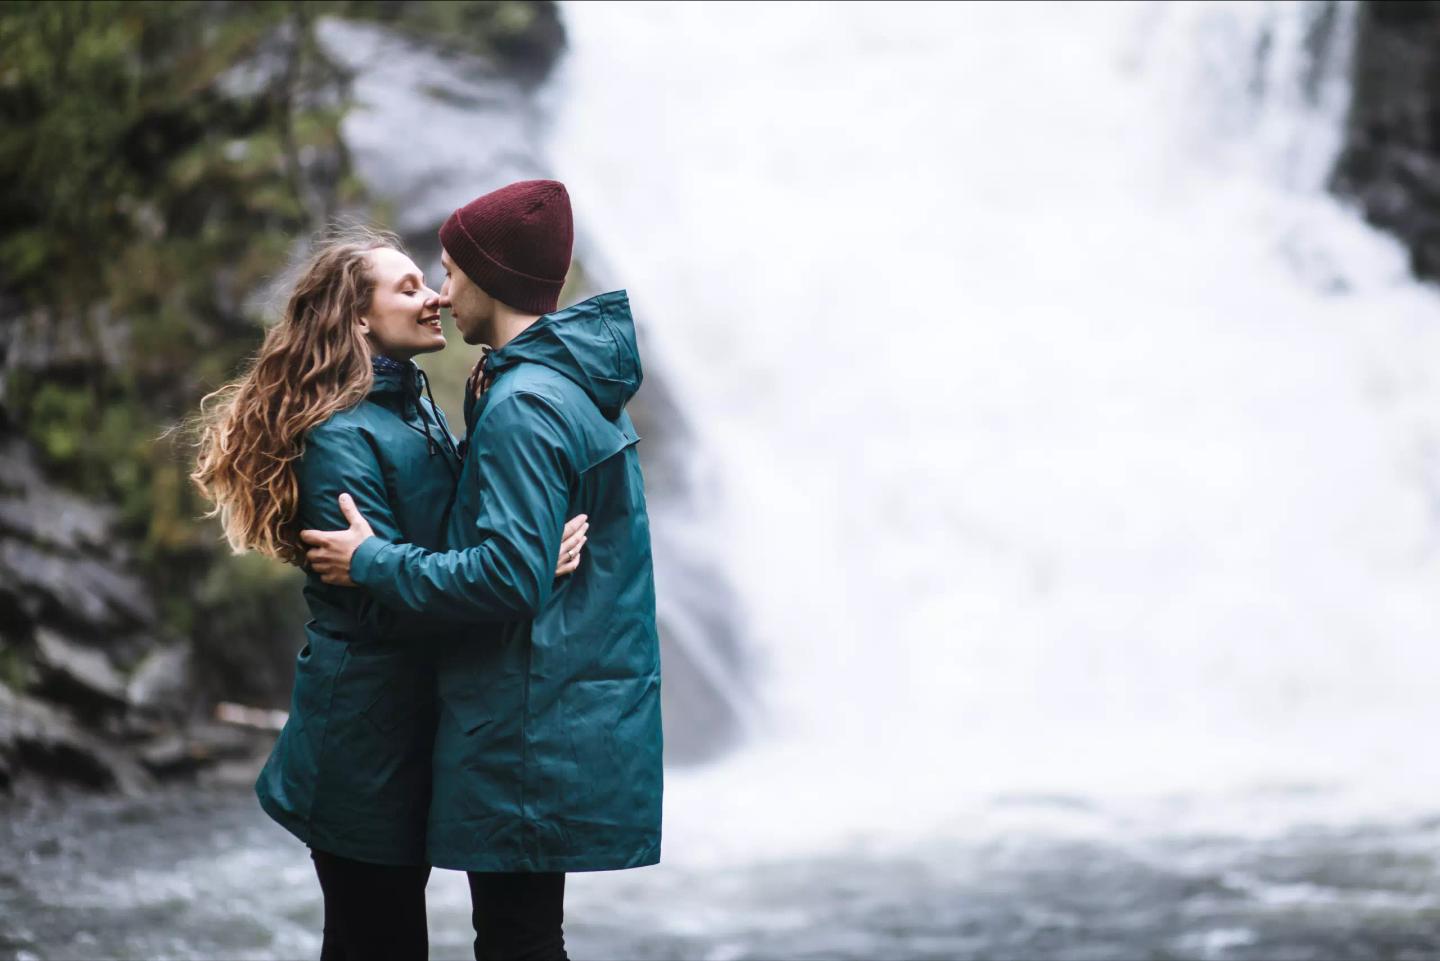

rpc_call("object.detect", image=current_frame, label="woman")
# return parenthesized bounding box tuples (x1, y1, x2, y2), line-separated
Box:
(191, 226, 588, 960)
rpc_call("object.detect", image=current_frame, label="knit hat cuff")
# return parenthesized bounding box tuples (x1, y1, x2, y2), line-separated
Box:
(440, 211, 565, 315)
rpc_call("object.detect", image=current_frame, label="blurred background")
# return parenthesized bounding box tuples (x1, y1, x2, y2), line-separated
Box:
(3, 1, 1440, 958)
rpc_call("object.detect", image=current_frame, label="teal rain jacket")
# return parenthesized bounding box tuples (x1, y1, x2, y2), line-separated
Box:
(351, 290, 663, 872)
(256, 360, 461, 866)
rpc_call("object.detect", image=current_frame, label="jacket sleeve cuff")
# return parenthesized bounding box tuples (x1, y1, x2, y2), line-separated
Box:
(350, 535, 390, 588)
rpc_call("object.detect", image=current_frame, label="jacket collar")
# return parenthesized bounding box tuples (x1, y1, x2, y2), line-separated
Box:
(370, 355, 419, 397)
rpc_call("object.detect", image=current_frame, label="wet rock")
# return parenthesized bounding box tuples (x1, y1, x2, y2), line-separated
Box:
(1, 304, 126, 377)
(0, 440, 114, 553)
(187, 720, 271, 762)
(138, 723, 264, 778)
(0, 540, 156, 635)
(318, 18, 553, 238)
(31, 628, 128, 714)
(137, 734, 191, 775)
(196, 754, 268, 789)
(126, 644, 194, 716)
(344, 2, 567, 87)
(0, 685, 152, 794)
(1331, 1, 1440, 280)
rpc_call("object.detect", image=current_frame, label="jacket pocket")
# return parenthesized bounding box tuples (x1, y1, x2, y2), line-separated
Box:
(341, 644, 430, 735)
(439, 677, 492, 735)
(291, 632, 348, 733)
(436, 634, 522, 736)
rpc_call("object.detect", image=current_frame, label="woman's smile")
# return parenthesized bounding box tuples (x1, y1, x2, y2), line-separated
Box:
(359, 247, 447, 358)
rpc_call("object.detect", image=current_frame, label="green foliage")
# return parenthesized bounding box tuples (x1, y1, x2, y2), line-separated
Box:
(26, 382, 93, 464)
(341, 0, 565, 81)
(1, 2, 324, 303)
(0, 637, 34, 692)
(0, 0, 354, 651)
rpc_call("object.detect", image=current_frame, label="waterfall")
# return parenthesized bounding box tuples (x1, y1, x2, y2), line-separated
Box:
(548, 0, 1440, 852)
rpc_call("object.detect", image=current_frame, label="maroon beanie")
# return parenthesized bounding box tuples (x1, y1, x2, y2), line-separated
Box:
(439, 179, 574, 315)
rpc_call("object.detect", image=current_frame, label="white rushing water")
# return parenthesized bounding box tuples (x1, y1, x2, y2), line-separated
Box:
(546, 0, 1440, 858)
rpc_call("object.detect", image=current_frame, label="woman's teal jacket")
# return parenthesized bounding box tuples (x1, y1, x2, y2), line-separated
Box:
(350, 290, 663, 873)
(256, 360, 461, 866)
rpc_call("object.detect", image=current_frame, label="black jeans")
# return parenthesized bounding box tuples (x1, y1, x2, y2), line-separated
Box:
(467, 871, 568, 961)
(310, 848, 431, 961)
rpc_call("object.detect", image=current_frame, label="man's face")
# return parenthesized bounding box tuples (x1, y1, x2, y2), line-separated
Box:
(439, 248, 497, 346)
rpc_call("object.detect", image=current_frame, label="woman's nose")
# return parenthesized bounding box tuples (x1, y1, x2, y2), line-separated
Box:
(424, 287, 442, 309)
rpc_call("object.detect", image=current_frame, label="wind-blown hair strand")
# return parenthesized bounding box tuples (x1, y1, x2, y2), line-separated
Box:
(191, 225, 402, 565)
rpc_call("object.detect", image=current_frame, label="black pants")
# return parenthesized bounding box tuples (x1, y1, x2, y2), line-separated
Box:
(467, 871, 568, 961)
(310, 848, 431, 961)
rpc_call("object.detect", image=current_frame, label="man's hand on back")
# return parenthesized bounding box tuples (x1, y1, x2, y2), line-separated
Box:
(300, 493, 375, 586)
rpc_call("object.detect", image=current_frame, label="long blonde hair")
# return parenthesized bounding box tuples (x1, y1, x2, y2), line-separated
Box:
(191, 225, 401, 565)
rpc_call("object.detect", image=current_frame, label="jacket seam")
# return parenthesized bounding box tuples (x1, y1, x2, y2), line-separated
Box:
(301, 644, 351, 838)
(596, 296, 633, 387)
(520, 623, 534, 864)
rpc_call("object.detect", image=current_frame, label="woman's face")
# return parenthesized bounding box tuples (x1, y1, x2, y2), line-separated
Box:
(359, 247, 445, 360)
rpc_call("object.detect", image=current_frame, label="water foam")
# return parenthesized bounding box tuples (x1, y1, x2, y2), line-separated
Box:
(548, 0, 1440, 856)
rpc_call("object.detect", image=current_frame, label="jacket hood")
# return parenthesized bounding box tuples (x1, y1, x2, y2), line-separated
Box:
(487, 290, 642, 419)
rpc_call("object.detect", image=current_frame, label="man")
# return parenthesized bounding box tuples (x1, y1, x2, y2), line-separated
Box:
(302, 180, 662, 961)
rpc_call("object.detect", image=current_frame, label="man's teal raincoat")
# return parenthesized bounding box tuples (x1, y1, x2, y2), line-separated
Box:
(351, 290, 663, 872)
(256, 360, 460, 865)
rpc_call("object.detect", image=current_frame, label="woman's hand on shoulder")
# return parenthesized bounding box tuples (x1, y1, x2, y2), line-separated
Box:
(555, 514, 589, 577)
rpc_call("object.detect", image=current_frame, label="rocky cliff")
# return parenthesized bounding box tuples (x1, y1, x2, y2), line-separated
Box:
(1332, 0, 1440, 281)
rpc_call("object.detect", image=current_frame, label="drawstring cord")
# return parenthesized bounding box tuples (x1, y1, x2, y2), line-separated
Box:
(414, 366, 462, 527)
(465, 345, 495, 401)
(417, 364, 460, 484)
(373, 356, 461, 481)
(417, 366, 463, 473)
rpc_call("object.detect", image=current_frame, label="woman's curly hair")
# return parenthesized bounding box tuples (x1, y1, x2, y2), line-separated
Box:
(191, 225, 401, 565)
